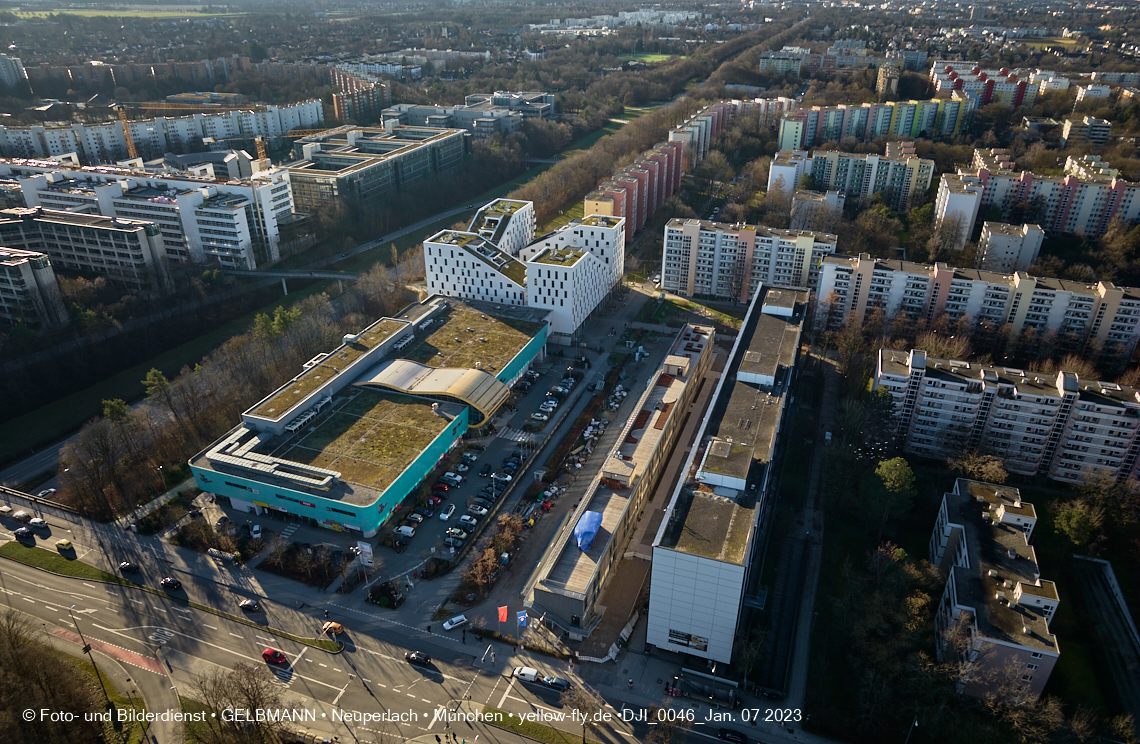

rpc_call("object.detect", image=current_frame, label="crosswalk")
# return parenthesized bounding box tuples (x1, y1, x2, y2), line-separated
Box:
(498, 428, 536, 443)
(269, 665, 295, 686)
(278, 524, 300, 540)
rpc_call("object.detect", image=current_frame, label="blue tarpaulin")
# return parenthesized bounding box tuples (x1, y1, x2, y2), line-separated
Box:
(574, 511, 604, 551)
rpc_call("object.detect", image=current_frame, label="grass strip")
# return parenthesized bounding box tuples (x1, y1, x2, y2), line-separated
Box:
(0, 542, 340, 653)
(483, 705, 602, 744)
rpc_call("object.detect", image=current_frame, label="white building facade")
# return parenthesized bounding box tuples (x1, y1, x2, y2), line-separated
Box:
(977, 222, 1045, 272)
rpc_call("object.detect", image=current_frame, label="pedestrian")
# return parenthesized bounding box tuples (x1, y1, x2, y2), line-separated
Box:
(627, 678, 634, 690)
(427, 625, 432, 633)
(492, 651, 496, 663)
(462, 629, 466, 644)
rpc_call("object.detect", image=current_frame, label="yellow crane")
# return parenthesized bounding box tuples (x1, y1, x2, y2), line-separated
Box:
(117, 107, 138, 160)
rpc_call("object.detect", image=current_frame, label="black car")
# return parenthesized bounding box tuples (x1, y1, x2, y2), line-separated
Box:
(414, 506, 434, 518)
(473, 497, 494, 510)
(405, 650, 432, 667)
(119, 561, 141, 574)
(717, 729, 747, 744)
(214, 516, 230, 532)
(392, 540, 408, 554)
(513, 450, 525, 459)
(237, 524, 252, 539)
(160, 577, 182, 591)
(13, 526, 33, 539)
(479, 464, 493, 477)
(542, 675, 571, 691)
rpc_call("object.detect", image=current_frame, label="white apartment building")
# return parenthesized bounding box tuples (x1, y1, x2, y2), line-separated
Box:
(0, 54, 27, 90)
(0, 101, 323, 165)
(1061, 116, 1112, 147)
(423, 230, 528, 306)
(467, 199, 535, 257)
(875, 348, 1140, 483)
(0, 207, 170, 294)
(817, 254, 1140, 363)
(977, 222, 1045, 272)
(790, 190, 845, 231)
(931, 480, 1060, 701)
(935, 150, 1140, 243)
(1075, 85, 1112, 104)
(3, 159, 295, 269)
(662, 218, 836, 301)
(523, 214, 624, 287)
(0, 246, 66, 331)
(1065, 154, 1119, 180)
(769, 148, 934, 211)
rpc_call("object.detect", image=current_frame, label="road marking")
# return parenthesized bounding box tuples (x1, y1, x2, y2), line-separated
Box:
(421, 698, 432, 703)
(152, 608, 167, 613)
(319, 663, 327, 668)
(256, 636, 275, 645)
(229, 633, 241, 638)
(332, 682, 350, 707)
(82, 583, 96, 589)
(406, 693, 416, 698)
(203, 624, 218, 630)
(497, 677, 519, 710)
(333, 668, 341, 672)
(128, 598, 143, 605)
(363, 679, 372, 683)
(22, 597, 34, 603)
(377, 683, 386, 688)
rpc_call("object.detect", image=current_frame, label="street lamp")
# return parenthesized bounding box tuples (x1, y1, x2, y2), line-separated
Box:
(903, 715, 918, 744)
(157, 465, 167, 491)
(69, 605, 111, 707)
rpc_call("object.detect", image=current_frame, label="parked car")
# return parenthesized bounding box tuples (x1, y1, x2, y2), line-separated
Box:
(442, 614, 468, 631)
(539, 403, 557, 413)
(459, 515, 478, 530)
(239, 599, 261, 612)
(479, 464, 493, 477)
(262, 648, 287, 664)
(542, 676, 571, 692)
(446, 527, 469, 539)
(395, 525, 416, 538)
(440, 475, 462, 487)
(405, 512, 424, 524)
(443, 472, 464, 483)
(530, 413, 548, 422)
(461, 452, 479, 463)
(455, 463, 469, 473)
(432, 482, 451, 492)
(55, 539, 72, 551)
(491, 472, 513, 482)
(12, 511, 31, 523)
(444, 537, 464, 548)
(237, 524, 251, 539)
(427, 495, 444, 507)
(502, 464, 518, 475)
(440, 505, 456, 521)
(473, 497, 494, 510)
(215, 516, 230, 532)
(467, 504, 489, 517)
(36, 488, 56, 498)
(549, 386, 568, 394)
(250, 524, 262, 539)
(405, 650, 432, 666)
(119, 561, 140, 574)
(414, 506, 434, 518)
(28, 517, 47, 530)
(160, 577, 181, 591)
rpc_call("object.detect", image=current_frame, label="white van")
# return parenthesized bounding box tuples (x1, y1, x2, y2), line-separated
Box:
(394, 525, 416, 538)
(513, 667, 540, 683)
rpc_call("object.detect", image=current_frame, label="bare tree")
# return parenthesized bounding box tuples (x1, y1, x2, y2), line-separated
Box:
(646, 705, 693, 744)
(949, 451, 1009, 484)
(561, 685, 606, 743)
(191, 662, 297, 744)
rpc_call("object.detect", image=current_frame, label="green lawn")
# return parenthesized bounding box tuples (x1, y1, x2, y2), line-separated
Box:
(55, 644, 149, 744)
(537, 201, 585, 236)
(617, 53, 685, 63)
(0, 542, 340, 652)
(558, 120, 624, 157)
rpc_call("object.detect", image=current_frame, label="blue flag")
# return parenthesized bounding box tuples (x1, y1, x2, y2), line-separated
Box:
(517, 610, 527, 627)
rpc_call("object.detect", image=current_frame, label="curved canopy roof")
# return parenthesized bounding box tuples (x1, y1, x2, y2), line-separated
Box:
(354, 359, 509, 425)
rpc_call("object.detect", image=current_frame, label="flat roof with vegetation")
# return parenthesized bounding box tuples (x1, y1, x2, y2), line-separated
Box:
(402, 302, 543, 375)
(250, 318, 407, 420)
(531, 247, 586, 266)
(658, 486, 755, 565)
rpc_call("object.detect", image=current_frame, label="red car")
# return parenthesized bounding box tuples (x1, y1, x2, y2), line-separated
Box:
(432, 482, 451, 492)
(262, 648, 286, 664)
(427, 495, 443, 507)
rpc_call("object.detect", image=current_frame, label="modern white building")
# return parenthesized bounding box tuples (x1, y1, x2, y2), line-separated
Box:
(931, 479, 1059, 701)
(0, 246, 67, 330)
(662, 218, 836, 301)
(875, 348, 1140, 483)
(425, 202, 624, 341)
(649, 287, 808, 664)
(816, 254, 1140, 364)
(976, 222, 1045, 272)
(933, 175, 986, 250)
(467, 199, 535, 257)
(2, 159, 296, 269)
(0, 101, 323, 165)
(0, 207, 171, 294)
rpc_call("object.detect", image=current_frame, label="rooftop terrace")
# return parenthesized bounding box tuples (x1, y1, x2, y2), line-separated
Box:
(429, 230, 528, 286)
(531, 247, 586, 267)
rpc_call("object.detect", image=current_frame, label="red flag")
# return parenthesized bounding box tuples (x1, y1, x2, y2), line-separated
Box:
(498, 606, 508, 623)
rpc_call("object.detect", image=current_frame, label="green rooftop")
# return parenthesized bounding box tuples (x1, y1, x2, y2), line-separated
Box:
(402, 302, 542, 373)
(250, 318, 406, 420)
(532, 247, 586, 267)
(579, 214, 621, 228)
(659, 488, 755, 565)
(431, 230, 528, 286)
(281, 390, 451, 496)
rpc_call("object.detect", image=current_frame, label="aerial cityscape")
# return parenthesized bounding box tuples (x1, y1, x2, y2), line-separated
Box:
(2, 0, 1140, 743)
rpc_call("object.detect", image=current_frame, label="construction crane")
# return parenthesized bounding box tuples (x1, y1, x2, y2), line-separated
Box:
(117, 108, 138, 160)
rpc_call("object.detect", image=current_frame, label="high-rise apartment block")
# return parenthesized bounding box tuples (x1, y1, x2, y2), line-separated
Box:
(584, 141, 683, 242)
(977, 222, 1045, 272)
(0, 101, 323, 165)
(769, 148, 934, 211)
(0, 207, 170, 294)
(931, 479, 1059, 701)
(816, 254, 1140, 363)
(669, 102, 734, 170)
(1, 160, 295, 270)
(0, 246, 67, 330)
(875, 348, 1140, 483)
(790, 190, 845, 231)
(929, 62, 1038, 108)
(1061, 115, 1112, 147)
(777, 97, 975, 150)
(935, 148, 1140, 243)
(0, 54, 28, 91)
(662, 218, 836, 301)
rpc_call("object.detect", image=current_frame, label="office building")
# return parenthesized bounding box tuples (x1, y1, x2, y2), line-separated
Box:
(286, 126, 466, 213)
(0, 246, 67, 330)
(770, 149, 934, 211)
(529, 324, 714, 637)
(816, 254, 1140, 364)
(790, 190, 845, 231)
(191, 296, 550, 537)
(931, 480, 1059, 700)
(888, 49, 928, 71)
(662, 218, 836, 301)
(464, 91, 554, 119)
(875, 348, 1140, 483)
(977, 222, 1045, 272)
(0, 100, 323, 165)
(2, 159, 295, 270)
(649, 288, 808, 664)
(935, 149, 1140, 242)
(0, 207, 170, 294)
(1061, 116, 1112, 147)
(777, 97, 976, 151)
